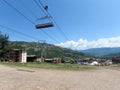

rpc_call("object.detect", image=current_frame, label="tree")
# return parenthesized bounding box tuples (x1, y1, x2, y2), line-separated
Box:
(0, 32, 9, 61)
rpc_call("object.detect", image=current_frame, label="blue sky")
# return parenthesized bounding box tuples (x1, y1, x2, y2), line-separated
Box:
(0, 0, 120, 50)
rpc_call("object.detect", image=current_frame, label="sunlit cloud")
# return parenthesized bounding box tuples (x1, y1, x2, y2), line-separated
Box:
(56, 37, 120, 50)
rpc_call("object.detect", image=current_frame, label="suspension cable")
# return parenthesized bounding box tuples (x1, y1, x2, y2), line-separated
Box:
(37, 0, 70, 41)
(3, 0, 35, 25)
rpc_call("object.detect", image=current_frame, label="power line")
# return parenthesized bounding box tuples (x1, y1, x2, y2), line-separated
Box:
(37, 0, 70, 41)
(34, 0, 68, 42)
(34, 0, 46, 15)
(3, 0, 61, 43)
(0, 24, 61, 44)
(0, 24, 39, 41)
(34, 0, 62, 42)
(41, 30, 60, 43)
(19, 0, 38, 19)
(3, 0, 35, 25)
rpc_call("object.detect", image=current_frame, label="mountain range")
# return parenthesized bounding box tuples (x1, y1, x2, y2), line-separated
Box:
(80, 47, 120, 58)
(9, 41, 120, 58)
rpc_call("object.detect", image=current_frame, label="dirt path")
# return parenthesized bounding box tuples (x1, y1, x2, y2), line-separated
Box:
(0, 65, 120, 90)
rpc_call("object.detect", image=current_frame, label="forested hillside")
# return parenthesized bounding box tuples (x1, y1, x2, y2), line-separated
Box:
(9, 41, 85, 59)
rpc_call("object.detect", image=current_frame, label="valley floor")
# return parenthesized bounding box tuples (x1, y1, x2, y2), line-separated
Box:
(0, 65, 120, 90)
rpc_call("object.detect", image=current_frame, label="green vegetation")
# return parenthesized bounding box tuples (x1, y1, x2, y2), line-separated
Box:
(9, 41, 86, 59)
(0, 32, 9, 61)
(0, 62, 95, 71)
(117, 64, 120, 67)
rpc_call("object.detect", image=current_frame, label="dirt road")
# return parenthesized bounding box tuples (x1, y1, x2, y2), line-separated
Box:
(0, 65, 120, 90)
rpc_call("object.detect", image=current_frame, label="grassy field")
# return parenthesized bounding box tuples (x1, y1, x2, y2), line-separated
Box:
(117, 64, 120, 67)
(0, 62, 95, 71)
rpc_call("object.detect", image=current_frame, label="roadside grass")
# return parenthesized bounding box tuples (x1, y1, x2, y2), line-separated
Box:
(117, 64, 120, 67)
(0, 62, 96, 71)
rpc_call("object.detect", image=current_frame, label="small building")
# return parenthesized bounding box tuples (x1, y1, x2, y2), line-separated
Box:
(44, 59, 53, 63)
(8, 49, 27, 63)
(112, 57, 120, 64)
(27, 55, 38, 62)
(44, 58, 62, 63)
(80, 58, 92, 65)
(53, 58, 62, 63)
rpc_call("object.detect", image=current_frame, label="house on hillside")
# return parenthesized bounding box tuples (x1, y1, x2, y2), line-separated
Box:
(8, 49, 27, 63)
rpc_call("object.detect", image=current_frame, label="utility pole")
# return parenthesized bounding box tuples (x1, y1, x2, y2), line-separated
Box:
(38, 40, 46, 62)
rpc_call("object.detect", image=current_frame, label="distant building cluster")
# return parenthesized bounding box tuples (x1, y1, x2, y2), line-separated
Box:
(1, 49, 120, 66)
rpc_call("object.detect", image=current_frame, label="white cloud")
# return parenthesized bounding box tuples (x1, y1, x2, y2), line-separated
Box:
(56, 37, 120, 50)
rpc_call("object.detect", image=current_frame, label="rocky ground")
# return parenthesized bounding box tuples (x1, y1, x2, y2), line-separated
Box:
(0, 65, 120, 90)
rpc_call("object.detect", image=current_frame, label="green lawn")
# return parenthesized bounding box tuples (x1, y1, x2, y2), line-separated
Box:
(0, 62, 95, 71)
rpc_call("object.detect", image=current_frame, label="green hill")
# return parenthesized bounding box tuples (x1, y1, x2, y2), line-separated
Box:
(103, 52, 120, 58)
(9, 41, 85, 59)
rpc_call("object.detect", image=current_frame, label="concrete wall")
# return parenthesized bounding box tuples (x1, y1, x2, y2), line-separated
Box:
(21, 51, 27, 63)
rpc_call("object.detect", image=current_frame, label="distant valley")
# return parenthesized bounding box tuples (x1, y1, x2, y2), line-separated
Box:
(80, 47, 120, 58)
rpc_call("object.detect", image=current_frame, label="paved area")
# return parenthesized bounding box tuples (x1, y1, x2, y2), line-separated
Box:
(0, 65, 120, 90)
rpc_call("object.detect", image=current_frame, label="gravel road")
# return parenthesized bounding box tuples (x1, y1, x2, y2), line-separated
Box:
(0, 65, 120, 90)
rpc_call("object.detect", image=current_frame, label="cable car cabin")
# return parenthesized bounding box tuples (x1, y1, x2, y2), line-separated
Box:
(35, 22, 54, 29)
